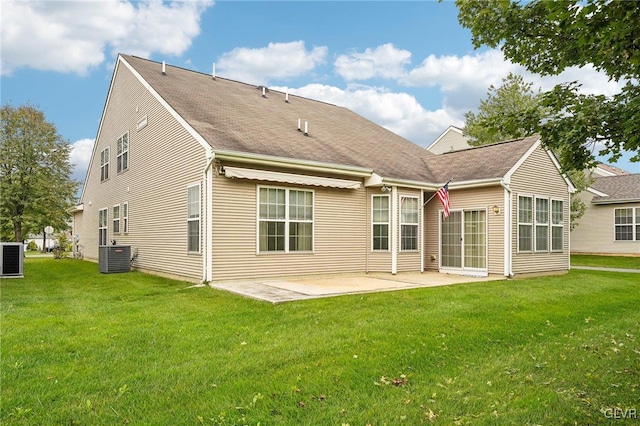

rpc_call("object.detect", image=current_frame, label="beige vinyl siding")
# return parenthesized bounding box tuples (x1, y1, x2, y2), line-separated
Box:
(423, 186, 504, 274)
(210, 175, 367, 281)
(571, 192, 640, 255)
(79, 60, 206, 280)
(509, 147, 571, 274)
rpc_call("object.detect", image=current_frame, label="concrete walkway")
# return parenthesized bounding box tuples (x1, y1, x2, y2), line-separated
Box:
(572, 265, 640, 274)
(210, 272, 504, 304)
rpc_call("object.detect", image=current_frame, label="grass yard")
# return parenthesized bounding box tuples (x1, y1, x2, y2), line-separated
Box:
(2, 259, 639, 425)
(571, 254, 640, 270)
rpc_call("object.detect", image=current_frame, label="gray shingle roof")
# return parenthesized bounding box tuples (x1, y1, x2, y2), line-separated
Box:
(425, 136, 540, 183)
(122, 55, 539, 185)
(591, 174, 640, 203)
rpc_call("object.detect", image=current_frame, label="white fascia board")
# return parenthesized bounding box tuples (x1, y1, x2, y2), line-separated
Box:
(213, 149, 373, 177)
(592, 198, 640, 205)
(586, 186, 608, 197)
(375, 177, 439, 191)
(79, 57, 123, 202)
(119, 56, 213, 156)
(544, 148, 577, 193)
(503, 138, 541, 183)
(448, 177, 503, 190)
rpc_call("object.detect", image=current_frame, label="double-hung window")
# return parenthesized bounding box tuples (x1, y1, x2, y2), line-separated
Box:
(187, 184, 200, 253)
(258, 187, 313, 253)
(372, 195, 390, 251)
(535, 197, 549, 252)
(113, 204, 120, 234)
(400, 196, 419, 250)
(518, 195, 533, 252)
(551, 200, 564, 251)
(117, 132, 129, 173)
(614, 208, 638, 241)
(100, 147, 109, 182)
(98, 208, 108, 246)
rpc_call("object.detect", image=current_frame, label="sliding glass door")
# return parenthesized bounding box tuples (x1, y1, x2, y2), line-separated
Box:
(440, 209, 487, 272)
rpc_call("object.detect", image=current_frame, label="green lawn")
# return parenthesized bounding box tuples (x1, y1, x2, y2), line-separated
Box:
(571, 254, 640, 270)
(2, 259, 639, 425)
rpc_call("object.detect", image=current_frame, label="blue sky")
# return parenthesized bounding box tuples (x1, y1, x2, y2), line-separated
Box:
(2, 0, 637, 183)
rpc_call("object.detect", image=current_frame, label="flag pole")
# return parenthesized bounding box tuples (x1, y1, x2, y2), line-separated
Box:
(423, 179, 451, 207)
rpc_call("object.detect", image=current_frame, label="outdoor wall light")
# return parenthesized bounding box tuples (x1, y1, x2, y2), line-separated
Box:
(492, 205, 501, 215)
(381, 185, 392, 193)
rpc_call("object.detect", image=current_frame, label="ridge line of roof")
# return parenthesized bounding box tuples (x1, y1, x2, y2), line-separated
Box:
(121, 54, 340, 109)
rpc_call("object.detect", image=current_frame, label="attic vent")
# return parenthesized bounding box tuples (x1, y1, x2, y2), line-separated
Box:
(257, 86, 269, 98)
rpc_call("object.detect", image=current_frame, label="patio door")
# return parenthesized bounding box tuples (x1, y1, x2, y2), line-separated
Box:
(440, 209, 487, 274)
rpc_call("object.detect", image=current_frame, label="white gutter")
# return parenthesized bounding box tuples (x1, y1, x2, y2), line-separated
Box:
(501, 179, 514, 277)
(202, 149, 216, 282)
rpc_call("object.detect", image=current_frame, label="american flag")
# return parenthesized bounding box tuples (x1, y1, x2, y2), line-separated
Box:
(436, 183, 451, 218)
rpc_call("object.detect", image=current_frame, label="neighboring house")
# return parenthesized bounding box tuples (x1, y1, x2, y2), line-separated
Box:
(425, 126, 470, 154)
(571, 174, 640, 255)
(72, 55, 574, 283)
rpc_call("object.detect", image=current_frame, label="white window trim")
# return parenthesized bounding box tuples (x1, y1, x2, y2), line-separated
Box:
(613, 207, 638, 242)
(187, 183, 201, 254)
(100, 147, 109, 182)
(113, 204, 121, 234)
(371, 194, 390, 252)
(399, 196, 420, 252)
(98, 208, 108, 246)
(116, 131, 129, 174)
(551, 199, 564, 252)
(517, 194, 533, 253)
(534, 196, 549, 253)
(256, 185, 315, 254)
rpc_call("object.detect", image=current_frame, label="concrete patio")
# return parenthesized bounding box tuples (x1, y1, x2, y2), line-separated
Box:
(210, 271, 505, 303)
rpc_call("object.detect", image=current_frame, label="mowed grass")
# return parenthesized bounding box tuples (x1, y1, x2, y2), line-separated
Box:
(571, 254, 640, 270)
(2, 259, 639, 425)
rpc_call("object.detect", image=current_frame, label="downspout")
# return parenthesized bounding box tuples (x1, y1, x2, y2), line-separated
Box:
(202, 150, 216, 283)
(420, 190, 424, 273)
(501, 179, 514, 277)
(391, 185, 398, 274)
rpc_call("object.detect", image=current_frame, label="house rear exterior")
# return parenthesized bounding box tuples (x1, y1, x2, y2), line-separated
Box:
(73, 55, 574, 283)
(571, 174, 640, 256)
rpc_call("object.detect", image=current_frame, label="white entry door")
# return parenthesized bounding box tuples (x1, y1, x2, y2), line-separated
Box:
(440, 209, 487, 274)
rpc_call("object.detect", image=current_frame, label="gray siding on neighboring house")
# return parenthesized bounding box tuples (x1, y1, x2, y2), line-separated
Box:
(423, 186, 505, 275)
(427, 129, 471, 154)
(571, 191, 640, 255)
(509, 147, 571, 274)
(79, 61, 206, 280)
(209, 174, 368, 281)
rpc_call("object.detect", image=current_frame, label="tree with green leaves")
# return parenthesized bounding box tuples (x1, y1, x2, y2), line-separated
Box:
(463, 73, 590, 228)
(457, 0, 640, 172)
(464, 73, 544, 145)
(0, 104, 79, 243)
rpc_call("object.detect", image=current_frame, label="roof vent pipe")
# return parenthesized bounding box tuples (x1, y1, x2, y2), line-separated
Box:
(285, 91, 289, 103)
(162, 61, 166, 75)
(262, 87, 266, 98)
(297, 118, 301, 131)
(212, 63, 216, 80)
(304, 121, 309, 136)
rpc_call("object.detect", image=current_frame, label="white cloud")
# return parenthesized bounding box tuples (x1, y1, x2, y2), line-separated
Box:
(70, 138, 95, 181)
(1, 0, 213, 76)
(274, 84, 458, 147)
(216, 41, 328, 86)
(334, 43, 411, 81)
